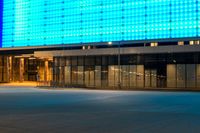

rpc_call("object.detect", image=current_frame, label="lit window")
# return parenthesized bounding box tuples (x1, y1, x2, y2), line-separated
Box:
(189, 41, 194, 45)
(150, 42, 158, 47)
(178, 41, 184, 46)
(195, 41, 200, 45)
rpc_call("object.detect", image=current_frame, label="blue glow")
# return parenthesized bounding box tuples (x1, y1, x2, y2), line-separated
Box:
(0, 0, 2, 47)
(2, 0, 200, 47)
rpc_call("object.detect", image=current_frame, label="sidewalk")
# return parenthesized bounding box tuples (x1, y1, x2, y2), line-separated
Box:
(0, 81, 37, 87)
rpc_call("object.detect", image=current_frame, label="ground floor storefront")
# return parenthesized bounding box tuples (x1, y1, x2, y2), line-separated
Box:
(1, 45, 200, 90)
(0, 56, 53, 83)
(53, 53, 200, 89)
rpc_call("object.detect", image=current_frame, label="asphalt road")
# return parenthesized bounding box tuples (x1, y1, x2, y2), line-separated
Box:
(0, 86, 200, 133)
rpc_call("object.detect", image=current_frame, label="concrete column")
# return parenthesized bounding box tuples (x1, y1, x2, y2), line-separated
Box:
(6, 56, 12, 82)
(0, 56, 11, 82)
(19, 58, 24, 82)
(44, 60, 49, 81)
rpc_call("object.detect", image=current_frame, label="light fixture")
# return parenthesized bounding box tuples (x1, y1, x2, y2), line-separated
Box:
(29, 56, 36, 60)
(108, 42, 112, 45)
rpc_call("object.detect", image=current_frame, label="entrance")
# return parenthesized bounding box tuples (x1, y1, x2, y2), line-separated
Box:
(144, 63, 166, 88)
(145, 69, 157, 88)
(1, 56, 53, 83)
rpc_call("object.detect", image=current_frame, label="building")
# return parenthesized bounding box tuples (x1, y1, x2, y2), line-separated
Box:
(0, 0, 200, 89)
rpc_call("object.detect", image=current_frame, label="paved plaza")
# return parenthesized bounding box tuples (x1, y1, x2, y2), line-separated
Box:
(0, 86, 199, 133)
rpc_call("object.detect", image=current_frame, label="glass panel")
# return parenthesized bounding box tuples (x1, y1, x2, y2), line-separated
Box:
(71, 66, 78, 85)
(54, 58, 59, 67)
(95, 66, 101, 87)
(197, 64, 200, 87)
(85, 70, 90, 87)
(186, 64, 196, 88)
(102, 56, 108, 66)
(145, 70, 151, 87)
(38, 61, 45, 81)
(65, 57, 71, 66)
(108, 66, 115, 87)
(60, 57, 66, 67)
(177, 64, 186, 88)
(121, 65, 129, 88)
(151, 70, 157, 88)
(77, 66, 84, 85)
(167, 64, 176, 88)
(71, 57, 77, 66)
(85, 57, 95, 66)
(65, 66, 71, 85)
(78, 57, 84, 66)
(95, 57, 102, 66)
(114, 66, 119, 87)
(101, 66, 108, 87)
(84, 66, 95, 87)
(54, 67, 60, 83)
(59, 67, 65, 85)
(136, 65, 144, 88)
(89, 70, 95, 87)
(130, 65, 137, 88)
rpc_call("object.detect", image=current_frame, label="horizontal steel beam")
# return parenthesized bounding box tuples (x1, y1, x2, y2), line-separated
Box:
(34, 45, 200, 58)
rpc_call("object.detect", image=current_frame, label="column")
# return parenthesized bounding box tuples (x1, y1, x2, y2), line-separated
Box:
(44, 60, 49, 81)
(6, 56, 12, 82)
(19, 58, 24, 82)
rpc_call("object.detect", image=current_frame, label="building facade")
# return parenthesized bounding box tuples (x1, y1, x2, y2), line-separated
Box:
(0, 0, 200, 89)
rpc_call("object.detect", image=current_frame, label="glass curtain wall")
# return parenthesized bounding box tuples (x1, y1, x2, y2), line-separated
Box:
(53, 53, 200, 89)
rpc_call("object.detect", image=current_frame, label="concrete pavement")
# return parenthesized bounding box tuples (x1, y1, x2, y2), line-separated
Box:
(0, 86, 199, 133)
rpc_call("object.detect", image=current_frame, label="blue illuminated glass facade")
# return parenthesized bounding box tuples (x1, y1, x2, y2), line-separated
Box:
(0, 0, 3, 48)
(2, 0, 200, 47)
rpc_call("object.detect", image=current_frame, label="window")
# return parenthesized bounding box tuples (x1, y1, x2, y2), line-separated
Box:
(178, 41, 184, 46)
(150, 42, 158, 47)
